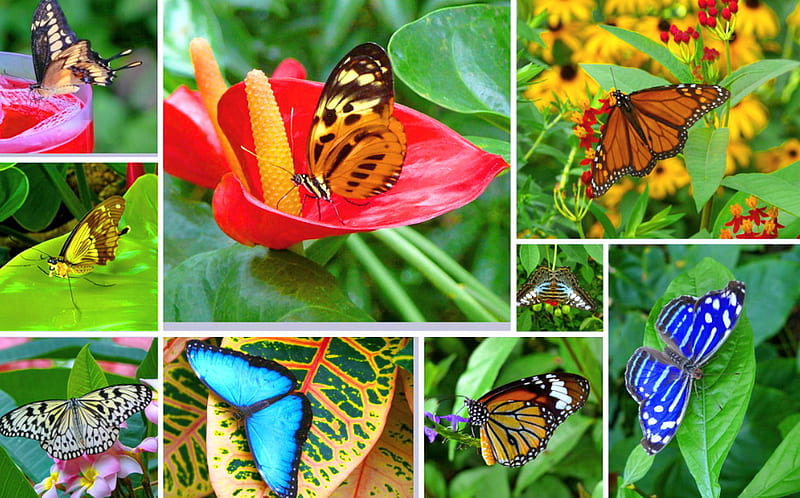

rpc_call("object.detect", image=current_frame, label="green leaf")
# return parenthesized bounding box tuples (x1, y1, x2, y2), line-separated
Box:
(165, 244, 373, 321)
(721, 162, 800, 217)
(0, 446, 37, 498)
(0, 175, 158, 331)
(740, 420, 800, 498)
(518, 244, 541, 273)
(390, 5, 510, 121)
(599, 26, 693, 82)
(723, 59, 800, 106)
(13, 165, 60, 231)
(0, 167, 28, 223)
(686, 127, 730, 212)
(581, 63, 668, 92)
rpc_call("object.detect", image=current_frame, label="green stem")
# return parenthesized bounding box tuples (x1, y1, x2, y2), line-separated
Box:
(73, 164, 92, 207)
(372, 229, 499, 321)
(42, 166, 83, 219)
(393, 226, 509, 320)
(700, 195, 713, 233)
(523, 111, 563, 162)
(345, 234, 425, 322)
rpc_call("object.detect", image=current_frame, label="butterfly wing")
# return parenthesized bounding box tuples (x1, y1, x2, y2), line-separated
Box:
(655, 280, 746, 366)
(0, 384, 152, 460)
(516, 266, 552, 306)
(246, 394, 312, 498)
(625, 347, 692, 454)
(59, 196, 127, 271)
(30, 0, 78, 84)
(307, 42, 406, 199)
(185, 340, 312, 498)
(591, 84, 730, 197)
(553, 267, 595, 311)
(465, 373, 590, 467)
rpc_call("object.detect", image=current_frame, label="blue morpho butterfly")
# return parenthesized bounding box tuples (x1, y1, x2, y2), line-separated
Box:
(624, 280, 746, 454)
(185, 340, 313, 498)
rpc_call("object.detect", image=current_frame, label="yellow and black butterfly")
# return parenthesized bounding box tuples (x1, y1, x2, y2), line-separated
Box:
(45, 195, 129, 280)
(292, 42, 407, 212)
(30, 0, 142, 98)
(464, 373, 590, 467)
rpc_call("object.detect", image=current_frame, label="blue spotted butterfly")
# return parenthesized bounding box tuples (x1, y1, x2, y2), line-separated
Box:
(624, 280, 746, 454)
(185, 340, 312, 498)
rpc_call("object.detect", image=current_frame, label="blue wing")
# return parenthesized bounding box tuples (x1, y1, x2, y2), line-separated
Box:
(247, 394, 312, 498)
(185, 340, 313, 498)
(655, 281, 746, 366)
(625, 347, 692, 454)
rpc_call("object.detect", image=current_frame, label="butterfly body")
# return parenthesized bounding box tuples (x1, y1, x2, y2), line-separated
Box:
(590, 83, 730, 197)
(46, 195, 129, 279)
(464, 373, 590, 467)
(30, 0, 141, 98)
(185, 340, 312, 498)
(517, 266, 595, 311)
(292, 42, 406, 214)
(0, 384, 152, 460)
(625, 280, 746, 454)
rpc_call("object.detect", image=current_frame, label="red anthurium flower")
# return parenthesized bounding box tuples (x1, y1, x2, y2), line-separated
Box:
(167, 46, 508, 250)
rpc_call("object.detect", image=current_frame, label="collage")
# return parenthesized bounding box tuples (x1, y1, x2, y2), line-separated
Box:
(0, 0, 798, 497)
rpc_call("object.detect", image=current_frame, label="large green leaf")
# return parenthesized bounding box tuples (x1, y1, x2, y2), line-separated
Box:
(390, 5, 510, 121)
(165, 244, 372, 321)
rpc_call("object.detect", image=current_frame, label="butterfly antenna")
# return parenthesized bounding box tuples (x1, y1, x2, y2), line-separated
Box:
(105, 49, 142, 70)
(239, 145, 295, 177)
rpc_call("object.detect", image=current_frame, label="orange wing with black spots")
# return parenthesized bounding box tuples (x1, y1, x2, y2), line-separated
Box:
(590, 84, 730, 197)
(464, 373, 590, 467)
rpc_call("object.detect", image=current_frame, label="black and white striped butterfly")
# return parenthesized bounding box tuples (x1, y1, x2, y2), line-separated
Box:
(516, 266, 595, 311)
(0, 384, 152, 460)
(29, 0, 141, 98)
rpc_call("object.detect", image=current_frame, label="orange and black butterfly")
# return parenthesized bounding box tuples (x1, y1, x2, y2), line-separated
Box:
(464, 373, 590, 467)
(30, 0, 141, 98)
(46, 195, 129, 280)
(590, 84, 730, 197)
(293, 42, 407, 208)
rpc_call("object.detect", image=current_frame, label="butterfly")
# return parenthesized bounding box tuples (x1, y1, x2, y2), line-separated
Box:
(185, 340, 313, 498)
(624, 280, 746, 455)
(0, 384, 152, 460)
(590, 84, 730, 197)
(464, 373, 590, 467)
(45, 195, 129, 280)
(291, 42, 406, 215)
(517, 266, 595, 311)
(30, 0, 142, 98)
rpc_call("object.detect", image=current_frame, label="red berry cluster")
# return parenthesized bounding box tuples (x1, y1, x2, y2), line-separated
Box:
(698, 0, 738, 28)
(660, 25, 700, 44)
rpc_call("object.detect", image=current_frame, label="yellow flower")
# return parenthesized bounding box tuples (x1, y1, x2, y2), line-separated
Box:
(536, 20, 587, 63)
(598, 177, 635, 209)
(736, 0, 780, 39)
(754, 138, 800, 173)
(726, 140, 751, 175)
(603, 0, 664, 16)
(707, 31, 762, 70)
(533, 0, 595, 26)
(727, 95, 768, 141)
(789, 3, 800, 28)
(640, 158, 690, 199)
(524, 65, 598, 110)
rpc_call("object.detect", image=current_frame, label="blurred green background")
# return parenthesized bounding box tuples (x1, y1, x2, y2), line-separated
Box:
(0, 0, 157, 153)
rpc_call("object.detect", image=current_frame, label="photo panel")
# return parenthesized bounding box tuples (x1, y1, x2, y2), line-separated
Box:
(163, 1, 510, 324)
(164, 336, 412, 497)
(424, 336, 602, 496)
(517, 2, 799, 239)
(0, 0, 157, 153)
(609, 244, 800, 496)
(0, 163, 158, 331)
(516, 243, 603, 332)
(0, 337, 157, 496)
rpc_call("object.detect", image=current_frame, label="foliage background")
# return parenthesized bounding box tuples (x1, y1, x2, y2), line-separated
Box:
(609, 245, 800, 496)
(0, 0, 157, 153)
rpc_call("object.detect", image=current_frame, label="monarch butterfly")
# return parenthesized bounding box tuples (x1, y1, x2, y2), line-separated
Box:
(0, 384, 153, 460)
(464, 373, 590, 467)
(291, 42, 406, 216)
(30, 0, 142, 98)
(46, 195, 129, 279)
(517, 266, 595, 311)
(590, 84, 730, 197)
